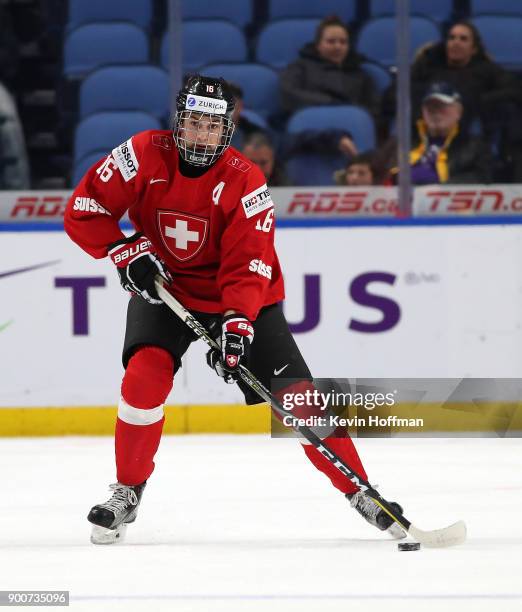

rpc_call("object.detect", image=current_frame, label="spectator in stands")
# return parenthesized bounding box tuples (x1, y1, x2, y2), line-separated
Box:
(242, 133, 290, 187)
(0, 83, 31, 189)
(282, 128, 360, 188)
(334, 152, 378, 186)
(385, 82, 492, 185)
(410, 21, 522, 130)
(406, 20, 522, 180)
(279, 15, 378, 117)
(284, 127, 358, 158)
(228, 82, 269, 150)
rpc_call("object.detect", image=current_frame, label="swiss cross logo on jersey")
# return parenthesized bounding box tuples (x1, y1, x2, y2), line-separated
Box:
(152, 134, 173, 150)
(227, 157, 250, 173)
(157, 210, 208, 262)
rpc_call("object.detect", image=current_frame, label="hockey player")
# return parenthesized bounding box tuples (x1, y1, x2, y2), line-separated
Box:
(64, 75, 405, 544)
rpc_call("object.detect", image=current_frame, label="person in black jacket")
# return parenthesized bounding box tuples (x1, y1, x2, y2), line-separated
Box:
(406, 21, 522, 180)
(410, 21, 522, 133)
(279, 15, 378, 117)
(386, 82, 492, 185)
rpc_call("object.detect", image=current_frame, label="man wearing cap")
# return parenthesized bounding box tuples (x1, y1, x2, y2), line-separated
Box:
(389, 82, 492, 185)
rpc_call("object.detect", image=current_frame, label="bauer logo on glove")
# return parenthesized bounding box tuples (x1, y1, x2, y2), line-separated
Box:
(108, 232, 172, 305)
(111, 238, 153, 265)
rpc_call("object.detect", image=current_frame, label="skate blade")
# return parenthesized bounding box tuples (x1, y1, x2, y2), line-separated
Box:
(90, 523, 127, 545)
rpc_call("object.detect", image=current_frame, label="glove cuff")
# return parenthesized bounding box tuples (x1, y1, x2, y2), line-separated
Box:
(222, 313, 254, 343)
(107, 232, 143, 252)
(222, 312, 249, 324)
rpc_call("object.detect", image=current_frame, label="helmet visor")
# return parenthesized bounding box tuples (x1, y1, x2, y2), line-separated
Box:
(174, 110, 235, 167)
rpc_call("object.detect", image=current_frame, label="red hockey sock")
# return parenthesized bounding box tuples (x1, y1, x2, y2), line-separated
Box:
(115, 346, 174, 485)
(301, 436, 368, 494)
(274, 381, 369, 495)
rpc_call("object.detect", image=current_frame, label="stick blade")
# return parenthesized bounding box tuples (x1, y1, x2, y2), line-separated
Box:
(408, 520, 467, 548)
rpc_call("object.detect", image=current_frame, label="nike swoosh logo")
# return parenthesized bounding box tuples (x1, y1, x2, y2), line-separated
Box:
(150, 178, 168, 184)
(0, 261, 60, 335)
(0, 260, 60, 280)
(273, 364, 289, 376)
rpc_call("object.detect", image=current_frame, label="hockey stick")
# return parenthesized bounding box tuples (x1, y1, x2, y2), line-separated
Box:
(154, 277, 466, 548)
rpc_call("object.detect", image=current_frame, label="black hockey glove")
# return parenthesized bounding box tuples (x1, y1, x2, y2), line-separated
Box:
(108, 232, 172, 305)
(206, 313, 254, 384)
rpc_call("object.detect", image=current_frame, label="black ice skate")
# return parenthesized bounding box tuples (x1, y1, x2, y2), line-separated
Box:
(88, 482, 146, 544)
(347, 490, 406, 539)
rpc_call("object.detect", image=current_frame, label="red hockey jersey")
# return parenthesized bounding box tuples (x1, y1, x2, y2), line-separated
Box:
(64, 130, 285, 321)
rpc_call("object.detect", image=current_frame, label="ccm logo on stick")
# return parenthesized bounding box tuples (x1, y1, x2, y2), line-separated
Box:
(249, 258, 272, 279)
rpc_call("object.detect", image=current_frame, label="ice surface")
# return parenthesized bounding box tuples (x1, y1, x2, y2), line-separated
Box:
(1, 435, 521, 611)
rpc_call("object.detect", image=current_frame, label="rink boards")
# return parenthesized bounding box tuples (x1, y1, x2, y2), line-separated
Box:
(3, 184, 522, 220)
(1, 223, 522, 435)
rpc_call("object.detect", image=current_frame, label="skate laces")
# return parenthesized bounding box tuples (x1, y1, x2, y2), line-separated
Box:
(102, 483, 138, 513)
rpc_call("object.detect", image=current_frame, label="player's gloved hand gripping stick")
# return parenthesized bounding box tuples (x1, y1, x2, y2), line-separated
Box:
(206, 314, 254, 383)
(109, 233, 172, 305)
(155, 277, 467, 548)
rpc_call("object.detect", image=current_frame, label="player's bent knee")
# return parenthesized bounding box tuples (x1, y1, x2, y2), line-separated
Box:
(121, 346, 175, 409)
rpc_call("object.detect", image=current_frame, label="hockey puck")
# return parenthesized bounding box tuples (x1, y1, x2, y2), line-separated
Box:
(398, 542, 421, 551)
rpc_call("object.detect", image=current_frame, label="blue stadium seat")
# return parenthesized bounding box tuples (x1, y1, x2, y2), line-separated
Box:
(469, 117, 483, 136)
(182, 0, 252, 28)
(161, 21, 247, 72)
(79, 66, 169, 121)
(72, 151, 107, 186)
(74, 111, 161, 163)
(285, 153, 345, 186)
(472, 16, 522, 70)
(357, 16, 440, 67)
(63, 23, 149, 78)
(240, 109, 269, 130)
(268, 0, 356, 22)
(230, 110, 270, 149)
(201, 63, 280, 118)
(286, 106, 376, 152)
(370, 0, 453, 22)
(361, 62, 392, 94)
(470, 0, 522, 16)
(256, 19, 320, 69)
(67, 0, 153, 30)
